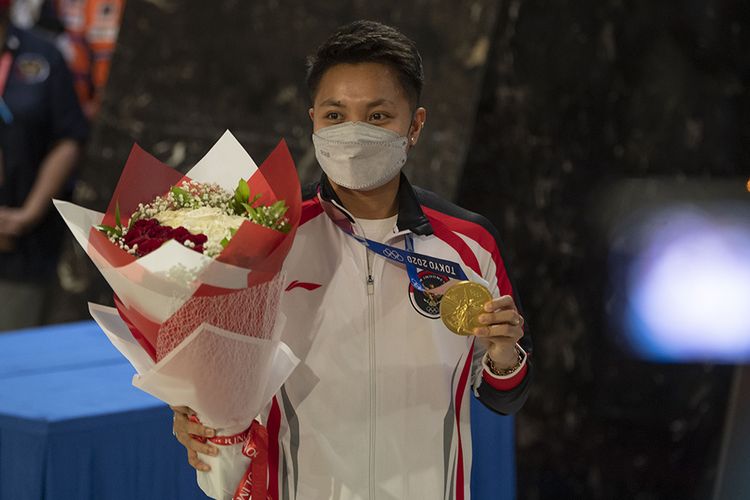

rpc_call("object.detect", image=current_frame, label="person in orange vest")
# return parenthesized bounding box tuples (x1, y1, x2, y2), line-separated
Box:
(54, 0, 124, 118)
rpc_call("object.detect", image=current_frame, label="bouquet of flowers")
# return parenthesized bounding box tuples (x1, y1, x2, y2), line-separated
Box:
(54, 131, 301, 500)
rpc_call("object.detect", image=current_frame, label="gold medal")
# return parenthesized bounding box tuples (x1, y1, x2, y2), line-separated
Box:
(439, 281, 493, 336)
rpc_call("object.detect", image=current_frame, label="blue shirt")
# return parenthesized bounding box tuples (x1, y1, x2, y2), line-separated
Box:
(0, 24, 89, 282)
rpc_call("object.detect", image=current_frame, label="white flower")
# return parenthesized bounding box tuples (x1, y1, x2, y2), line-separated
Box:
(153, 207, 246, 254)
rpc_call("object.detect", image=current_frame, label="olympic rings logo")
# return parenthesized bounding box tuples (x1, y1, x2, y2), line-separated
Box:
(382, 248, 405, 262)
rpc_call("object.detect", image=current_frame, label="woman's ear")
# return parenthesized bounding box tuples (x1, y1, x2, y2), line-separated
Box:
(408, 107, 427, 147)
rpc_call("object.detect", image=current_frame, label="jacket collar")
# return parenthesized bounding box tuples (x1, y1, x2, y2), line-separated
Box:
(318, 173, 433, 236)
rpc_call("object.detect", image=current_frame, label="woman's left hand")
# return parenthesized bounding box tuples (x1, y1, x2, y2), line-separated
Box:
(473, 295, 524, 369)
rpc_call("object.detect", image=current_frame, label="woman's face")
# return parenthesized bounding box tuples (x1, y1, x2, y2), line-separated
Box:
(309, 62, 426, 145)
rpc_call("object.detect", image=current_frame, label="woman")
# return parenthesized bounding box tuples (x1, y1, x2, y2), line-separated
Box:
(173, 20, 532, 500)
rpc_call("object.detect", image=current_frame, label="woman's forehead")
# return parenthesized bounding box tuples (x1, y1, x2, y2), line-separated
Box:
(314, 62, 409, 106)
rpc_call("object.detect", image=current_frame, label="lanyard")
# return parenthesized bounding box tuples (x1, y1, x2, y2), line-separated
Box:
(321, 196, 468, 293)
(353, 231, 468, 293)
(0, 50, 14, 124)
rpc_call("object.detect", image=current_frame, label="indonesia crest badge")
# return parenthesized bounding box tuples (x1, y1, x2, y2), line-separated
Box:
(408, 270, 450, 319)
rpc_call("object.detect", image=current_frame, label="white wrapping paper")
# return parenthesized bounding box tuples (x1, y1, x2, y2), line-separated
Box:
(55, 131, 302, 500)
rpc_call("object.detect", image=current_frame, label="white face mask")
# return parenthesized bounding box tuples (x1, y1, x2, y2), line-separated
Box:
(312, 122, 409, 191)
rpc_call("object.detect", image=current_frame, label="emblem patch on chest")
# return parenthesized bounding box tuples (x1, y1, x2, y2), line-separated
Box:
(15, 54, 50, 84)
(408, 270, 449, 319)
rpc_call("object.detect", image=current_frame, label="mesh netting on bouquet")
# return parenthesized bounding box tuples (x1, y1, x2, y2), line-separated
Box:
(55, 131, 302, 500)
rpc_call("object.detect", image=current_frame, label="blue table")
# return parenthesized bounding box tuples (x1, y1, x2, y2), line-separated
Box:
(0, 321, 207, 500)
(0, 321, 515, 499)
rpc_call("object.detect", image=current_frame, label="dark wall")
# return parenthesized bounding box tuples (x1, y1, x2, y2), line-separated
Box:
(49, 0, 749, 498)
(457, 0, 747, 498)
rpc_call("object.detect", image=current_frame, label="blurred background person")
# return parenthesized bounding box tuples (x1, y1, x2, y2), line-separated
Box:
(0, 0, 88, 331)
(6, 0, 126, 119)
(46, 0, 125, 119)
(9, 0, 43, 29)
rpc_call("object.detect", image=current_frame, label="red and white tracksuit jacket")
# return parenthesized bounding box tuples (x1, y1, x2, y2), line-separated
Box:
(260, 174, 532, 500)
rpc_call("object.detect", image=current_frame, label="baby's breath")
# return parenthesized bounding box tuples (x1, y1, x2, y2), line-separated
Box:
(129, 181, 234, 224)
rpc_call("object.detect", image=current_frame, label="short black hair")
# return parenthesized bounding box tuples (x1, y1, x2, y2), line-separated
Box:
(306, 20, 424, 107)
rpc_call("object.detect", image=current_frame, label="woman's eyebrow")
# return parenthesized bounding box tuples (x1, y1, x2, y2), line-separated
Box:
(318, 98, 396, 107)
(319, 99, 345, 107)
(367, 98, 395, 108)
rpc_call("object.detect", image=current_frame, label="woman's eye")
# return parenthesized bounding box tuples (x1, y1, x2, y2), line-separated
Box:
(370, 112, 385, 121)
(326, 112, 341, 120)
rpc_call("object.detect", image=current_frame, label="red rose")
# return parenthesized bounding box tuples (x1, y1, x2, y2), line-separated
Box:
(123, 218, 208, 257)
(171, 227, 191, 240)
(137, 237, 167, 255)
(187, 233, 208, 245)
(148, 225, 173, 239)
(124, 219, 160, 247)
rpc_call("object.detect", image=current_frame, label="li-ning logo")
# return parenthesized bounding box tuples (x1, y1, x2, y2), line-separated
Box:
(285, 280, 322, 292)
(408, 270, 449, 319)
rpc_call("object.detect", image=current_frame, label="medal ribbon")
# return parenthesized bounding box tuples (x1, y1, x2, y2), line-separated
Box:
(320, 196, 468, 293)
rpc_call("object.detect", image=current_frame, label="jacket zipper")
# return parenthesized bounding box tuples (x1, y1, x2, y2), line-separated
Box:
(366, 248, 376, 500)
(329, 197, 396, 499)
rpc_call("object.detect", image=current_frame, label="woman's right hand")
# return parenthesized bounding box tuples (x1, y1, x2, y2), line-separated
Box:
(171, 405, 219, 472)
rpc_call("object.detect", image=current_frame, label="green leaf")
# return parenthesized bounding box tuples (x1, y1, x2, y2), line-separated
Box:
(97, 224, 122, 238)
(241, 202, 257, 217)
(271, 201, 288, 219)
(114, 201, 122, 228)
(235, 179, 250, 202)
(229, 198, 242, 215)
(220, 228, 238, 249)
(171, 186, 193, 204)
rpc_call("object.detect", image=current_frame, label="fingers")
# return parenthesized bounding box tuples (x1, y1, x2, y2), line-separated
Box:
(478, 309, 522, 326)
(475, 296, 523, 337)
(474, 307, 524, 339)
(174, 425, 219, 459)
(186, 419, 216, 439)
(474, 322, 524, 342)
(173, 410, 216, 438)
(172, 410, 219, 470)
(476, 309, 523, 328)
(483, 295, 517, 313)
(187, 449, 212, 472)
(170, 405, 196, 417)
